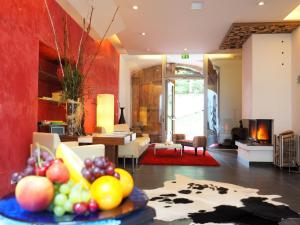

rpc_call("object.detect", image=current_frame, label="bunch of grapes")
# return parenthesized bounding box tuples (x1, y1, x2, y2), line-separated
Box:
(81, 156, 120, 183)
(11, 149, 54, 184)
(49, 180, 98, 217)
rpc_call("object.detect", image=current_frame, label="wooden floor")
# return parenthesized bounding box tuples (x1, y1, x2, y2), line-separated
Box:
(131, 149, 300, 225)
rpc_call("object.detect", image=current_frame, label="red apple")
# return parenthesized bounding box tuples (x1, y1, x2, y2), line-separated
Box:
(46, 161, 70, 184)
(15, 176, 54, 212)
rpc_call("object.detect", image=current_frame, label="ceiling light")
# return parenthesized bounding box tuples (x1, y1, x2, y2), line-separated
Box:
(141, 32, 146, 36)
(284, 4, 300, 20)
(132, 5, 138, 10)
(184, 48, 188, 51)
(258, 1, 265, 6)
(191, 2, 204, 10)
(207, 54, 235, 60)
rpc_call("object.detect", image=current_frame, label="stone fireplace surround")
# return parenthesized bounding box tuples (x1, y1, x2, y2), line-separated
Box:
(236, 119, 274, 166)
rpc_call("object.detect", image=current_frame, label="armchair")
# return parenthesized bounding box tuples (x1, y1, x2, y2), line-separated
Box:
(32, 132, 105, 160)
(173, 134, 207, 156)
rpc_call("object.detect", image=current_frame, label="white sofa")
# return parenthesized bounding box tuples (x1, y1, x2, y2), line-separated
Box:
(114, 124, 150, 168)
(32, 132, 105, 161)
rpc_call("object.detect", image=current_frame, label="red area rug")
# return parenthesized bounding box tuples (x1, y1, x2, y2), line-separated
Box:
(140, 146, 220, 166)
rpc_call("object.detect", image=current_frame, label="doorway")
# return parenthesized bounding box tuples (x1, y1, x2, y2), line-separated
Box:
(174, 79, 204, 139)
(165, 78, 204, 141)
(164, 54, 205, 141)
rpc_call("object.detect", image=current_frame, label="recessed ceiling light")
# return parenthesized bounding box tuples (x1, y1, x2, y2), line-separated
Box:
(191, 2, 204, 10)
(141, 32, 146, 36)
(184, 48, 188, 51)
(132, 5, 138, 10)
(258, 1, 265, 6)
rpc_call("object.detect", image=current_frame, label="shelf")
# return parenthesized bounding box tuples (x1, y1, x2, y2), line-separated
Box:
(38, 97, 65, 104)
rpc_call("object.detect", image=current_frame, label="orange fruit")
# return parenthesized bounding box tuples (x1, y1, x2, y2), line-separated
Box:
(90, 176, 123, 210)
(114, 168, 134, 198)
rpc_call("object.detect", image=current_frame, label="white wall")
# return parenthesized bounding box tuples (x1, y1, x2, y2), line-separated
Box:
(119, 55, 131, 127)
(242, 34, 292, 134)
(291, 27, 300, 134)
(242, 36, 253, 119)
(212, 58, 242, 142)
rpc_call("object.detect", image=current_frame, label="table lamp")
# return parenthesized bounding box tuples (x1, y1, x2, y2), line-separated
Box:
(97, 94, 114, 134)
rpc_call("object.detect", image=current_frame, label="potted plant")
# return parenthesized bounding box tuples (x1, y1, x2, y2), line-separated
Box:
(44, 0, 119, 135)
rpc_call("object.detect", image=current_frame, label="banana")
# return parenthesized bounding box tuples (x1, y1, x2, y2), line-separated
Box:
(56, 144, 91, 189)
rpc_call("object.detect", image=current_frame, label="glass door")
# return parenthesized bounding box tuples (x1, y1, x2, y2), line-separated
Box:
(166, 80, 175, 141)
(174, 78, 204, 139)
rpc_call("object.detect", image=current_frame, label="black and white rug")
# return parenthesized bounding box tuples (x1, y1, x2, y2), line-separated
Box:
(144, 175, 300, 225)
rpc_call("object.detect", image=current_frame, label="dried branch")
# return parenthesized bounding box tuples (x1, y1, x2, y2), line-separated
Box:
(76, 6, 94, 69)
(84, 6, 119, 77)
(44, 0, 65, 77)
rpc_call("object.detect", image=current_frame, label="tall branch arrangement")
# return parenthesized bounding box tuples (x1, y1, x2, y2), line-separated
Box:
(44, 0, 119, 101)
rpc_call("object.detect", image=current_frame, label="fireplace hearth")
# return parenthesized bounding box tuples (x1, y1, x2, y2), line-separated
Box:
(248, 119, 273, 145)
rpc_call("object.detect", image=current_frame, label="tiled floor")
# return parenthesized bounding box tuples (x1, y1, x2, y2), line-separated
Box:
(132, 149, 300, 225)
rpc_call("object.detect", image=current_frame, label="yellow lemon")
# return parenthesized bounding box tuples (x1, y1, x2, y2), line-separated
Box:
(114, 168, 134, 198)
(55, 143, 90, 189)
(91, 176, 123, 210)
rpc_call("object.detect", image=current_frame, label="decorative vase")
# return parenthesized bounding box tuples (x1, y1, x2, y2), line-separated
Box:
(118, 107, 126, 124)
(66, 99, 83, 135)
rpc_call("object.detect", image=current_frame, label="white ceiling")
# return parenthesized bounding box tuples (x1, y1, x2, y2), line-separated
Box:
(57, 0, 124, 40)
(113, 0, 300, 54)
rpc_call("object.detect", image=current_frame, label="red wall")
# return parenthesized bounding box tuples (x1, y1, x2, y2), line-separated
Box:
(0, 0, 119, 197)
(38, 100, 66, 122)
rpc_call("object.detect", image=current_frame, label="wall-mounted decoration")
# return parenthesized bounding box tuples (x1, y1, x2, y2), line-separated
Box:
(220, 21, 300, 50)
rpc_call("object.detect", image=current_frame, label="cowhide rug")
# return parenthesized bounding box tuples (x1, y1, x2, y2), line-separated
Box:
(144, 175, 300, 225)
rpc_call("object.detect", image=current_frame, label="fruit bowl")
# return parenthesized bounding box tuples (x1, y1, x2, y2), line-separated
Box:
(0, 187, 147, 224)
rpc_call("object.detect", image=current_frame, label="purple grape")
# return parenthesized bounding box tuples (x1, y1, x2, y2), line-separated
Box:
(105, 166, 115, 176)
(102, 161, 109, 169)
(41, 151, 49, 160)
(93, 157, 100, 163)
(92, 167, 102, 178)
(23, 166, 35, 176)
(84, 158, 93, 168)
(45, 155, 54, 162)
(88, 200, 99, 212)
(81, 168, 92, 181)
(11, 172, 20, 183)
(73, 203, 88, 215)
(90, 175, 96, 182)
(94, 159, 105, 168)
(107, 162, 115, 169)
(27, 157, 36, 166)
(33, 149, 40, 158)
(16, 174, 24, 182)
(113, 172, 120, 180)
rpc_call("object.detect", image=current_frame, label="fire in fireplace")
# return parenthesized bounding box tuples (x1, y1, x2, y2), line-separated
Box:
(248, 119, 273, 144)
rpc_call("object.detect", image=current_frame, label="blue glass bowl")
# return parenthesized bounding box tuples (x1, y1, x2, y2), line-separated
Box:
(0, 187, 148, 224)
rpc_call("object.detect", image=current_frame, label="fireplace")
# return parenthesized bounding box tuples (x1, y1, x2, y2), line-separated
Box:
(248, 119, 273, 144)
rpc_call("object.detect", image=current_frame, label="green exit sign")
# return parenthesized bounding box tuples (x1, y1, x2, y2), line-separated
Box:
(181, 53, 189, 59)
